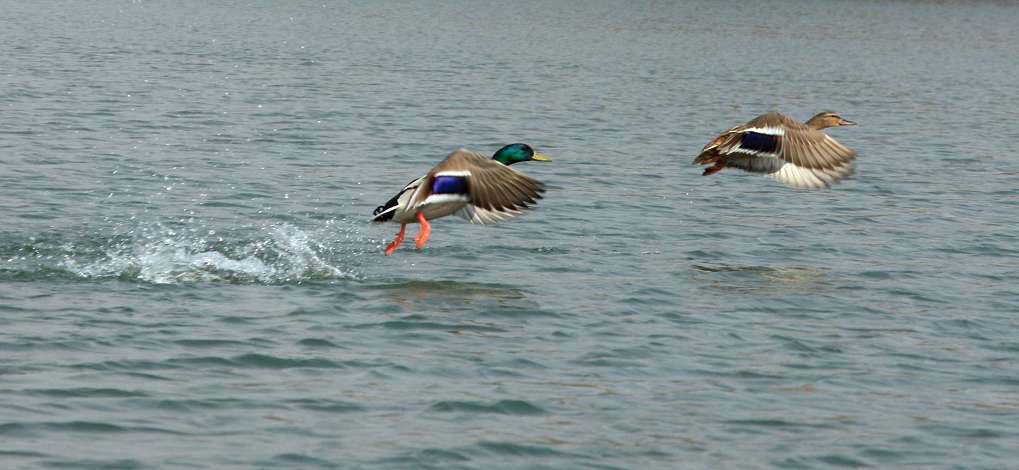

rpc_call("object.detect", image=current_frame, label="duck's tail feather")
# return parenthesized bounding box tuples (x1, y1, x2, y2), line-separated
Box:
(694, 149, 726, 176)
(371, 195, 400, 223)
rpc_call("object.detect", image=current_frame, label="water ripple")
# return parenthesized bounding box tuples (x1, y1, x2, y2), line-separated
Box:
(428, 400, 546, 416)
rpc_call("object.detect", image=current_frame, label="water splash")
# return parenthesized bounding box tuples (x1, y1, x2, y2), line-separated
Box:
(2, 222, 367, 284)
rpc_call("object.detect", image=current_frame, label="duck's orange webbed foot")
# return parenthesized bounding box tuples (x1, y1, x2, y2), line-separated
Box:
(384, 224, 407, 256)
(414, 211, 431, 249)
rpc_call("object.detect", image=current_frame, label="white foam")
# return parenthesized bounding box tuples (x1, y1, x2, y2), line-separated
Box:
(63, 223, 356, 284)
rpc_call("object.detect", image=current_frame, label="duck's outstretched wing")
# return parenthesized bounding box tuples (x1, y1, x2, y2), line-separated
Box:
(695, 112, 856, 189)
(426, 148, 545, 224)
(455, 205, 524, 224)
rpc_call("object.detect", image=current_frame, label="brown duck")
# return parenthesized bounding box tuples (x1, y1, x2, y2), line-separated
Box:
(693, 111, 857, 189)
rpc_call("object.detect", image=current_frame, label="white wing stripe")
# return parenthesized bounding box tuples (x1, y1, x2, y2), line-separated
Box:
(742, 126, 786, 136)
(421, 194, 469, 205)
(435, 170, 472, 177)
(726, 147, 780, 158)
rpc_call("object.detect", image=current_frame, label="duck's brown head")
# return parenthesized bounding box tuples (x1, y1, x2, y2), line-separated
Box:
(805, 111, 856, 130)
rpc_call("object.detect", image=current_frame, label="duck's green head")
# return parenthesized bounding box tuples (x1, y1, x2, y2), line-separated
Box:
(492, 143, 551, 166)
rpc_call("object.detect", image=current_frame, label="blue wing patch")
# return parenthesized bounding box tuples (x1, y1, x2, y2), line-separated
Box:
(431, 175, 468, 194)
(740, 132, 780, 153)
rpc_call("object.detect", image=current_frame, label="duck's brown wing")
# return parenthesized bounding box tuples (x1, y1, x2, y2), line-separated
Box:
(419, 148, 544, 223)
(694, 112, 798, 163)
(695, 112, 856, 189)
(771, 127, 856, 188)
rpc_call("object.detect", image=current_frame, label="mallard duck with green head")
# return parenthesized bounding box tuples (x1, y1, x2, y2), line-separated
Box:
(693, 111, 857, 189)
(371, 143, 551, 255)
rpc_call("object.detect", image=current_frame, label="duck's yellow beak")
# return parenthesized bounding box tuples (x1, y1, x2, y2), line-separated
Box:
(531, 152, 552, 161)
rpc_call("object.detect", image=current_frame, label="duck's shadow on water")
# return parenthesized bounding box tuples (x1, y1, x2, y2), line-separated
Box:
(369, 279, 527, 301)
(688, 263, 833, 295)
(364, 279, 550, 318)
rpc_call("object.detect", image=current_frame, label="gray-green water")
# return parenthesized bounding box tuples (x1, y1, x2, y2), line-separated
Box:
(2, 1, 1019, 468)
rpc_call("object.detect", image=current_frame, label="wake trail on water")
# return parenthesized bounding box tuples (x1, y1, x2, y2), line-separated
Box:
(0, 220, 375, 284)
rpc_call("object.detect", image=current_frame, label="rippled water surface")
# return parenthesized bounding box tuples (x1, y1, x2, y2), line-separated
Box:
(2, 1, 1019, 468)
